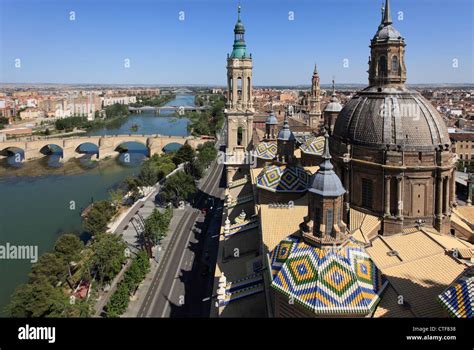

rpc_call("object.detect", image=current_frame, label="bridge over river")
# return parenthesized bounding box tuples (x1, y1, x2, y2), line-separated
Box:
(129, 105, 208, 114)
(0, 134, 211, 162)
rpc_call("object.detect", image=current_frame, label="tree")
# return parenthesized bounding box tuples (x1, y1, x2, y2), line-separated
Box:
(109, 188, 124, 207)
(160, 171, 197, 206)
(143, 213, 160, 246)
(104, 103, 129, 119)
(139, 154, 176, 186)
(172, 144, 196, 165)
(143, 207, 172, 246)
(90, 234, 126, 284)
(197, 142, 217, 168)
(29, 253, 69, 286)
(104, 251, 150, 317)
(135, 250, 150, 277)
(185, 159, 204, 179)
(6, 280, 69, 318)
(83, 200, 117, 236)
(54, 234, 83, 264)
(123, 176, 143, 203)
(105, 282, 129, 318)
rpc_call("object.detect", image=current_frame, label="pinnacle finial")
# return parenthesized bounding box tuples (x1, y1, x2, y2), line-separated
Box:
(383, 0, 392, 25)
(322, 131, 331, 160)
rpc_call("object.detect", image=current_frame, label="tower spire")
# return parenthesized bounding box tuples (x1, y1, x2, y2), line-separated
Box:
(330, 79, 338, 103)
(313, 63, 318, 74)
(383, 0, 392, 25)
(322, 132, 331, 161)
(230, 1, 247, 59)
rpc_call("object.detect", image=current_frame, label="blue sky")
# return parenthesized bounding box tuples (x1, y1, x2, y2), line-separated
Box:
(0, 0, 472, 85)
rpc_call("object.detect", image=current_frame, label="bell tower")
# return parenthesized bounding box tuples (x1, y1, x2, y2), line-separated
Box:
(308, 64, 322, 130)
(368, 0, 407, 87)
(225, 4, 255, 185)
(226, 4, 254, 153)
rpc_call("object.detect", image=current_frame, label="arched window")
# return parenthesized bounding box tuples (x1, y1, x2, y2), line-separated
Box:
(237, 77, 242, 101)
(237, 126, 243, 146)
(247, 77, 251, 102)
(392, 56, 398, 74)
(378, 56, 387, 77)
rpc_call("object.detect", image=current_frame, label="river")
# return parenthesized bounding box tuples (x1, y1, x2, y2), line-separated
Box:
(0, 94, 193, 315)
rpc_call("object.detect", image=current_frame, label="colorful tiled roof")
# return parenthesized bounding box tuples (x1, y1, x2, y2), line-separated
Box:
(256, 165, 309, 193)
(269, 235, 387, 315)
(300, 136, 325, 155)
(438, 267, 474, 318)
(253, 142, 277, 160)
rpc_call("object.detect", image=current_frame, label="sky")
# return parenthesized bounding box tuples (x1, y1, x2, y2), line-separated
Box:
(0, 0, 473, 85)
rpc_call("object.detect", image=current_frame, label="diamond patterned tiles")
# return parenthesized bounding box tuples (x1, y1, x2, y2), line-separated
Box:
(438, 267, 474, 318)
(269, 235, 387, 315)
(256, 165, 309, 193)
(253, 142, 277, 160)
(299, 136, 325, 156)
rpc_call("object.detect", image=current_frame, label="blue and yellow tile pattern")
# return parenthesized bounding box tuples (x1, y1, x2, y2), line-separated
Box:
(438, 267, 473, 318)
(253, 142, 277, 160)
(257, 165, 309, 193)
(300, 136, 325, 156)
(269, 235, 387, 315)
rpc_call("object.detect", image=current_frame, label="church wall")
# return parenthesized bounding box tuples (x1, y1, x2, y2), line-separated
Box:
(351, 162, 384, 215)
(222, 231, 260, 260)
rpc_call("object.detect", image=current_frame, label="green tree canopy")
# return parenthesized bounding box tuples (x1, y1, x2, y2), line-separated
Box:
(160, 171, 197, 206)
(83, 200, 117, 236)
(197, 141, 217, 168)
(104, 103, 129, 119)
(29, 253, 69, 286)
(54, 234, 84, 264)
(90, 234, 126, 284)
(172, 144, 196, 166)
(6, 280, 69, 318)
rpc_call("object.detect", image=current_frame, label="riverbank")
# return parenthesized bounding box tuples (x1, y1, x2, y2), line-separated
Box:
(0, 94, 197, 316)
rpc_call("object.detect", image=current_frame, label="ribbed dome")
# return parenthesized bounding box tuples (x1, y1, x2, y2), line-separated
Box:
(309, 133, 345, 197)
(373, 24, 401, 41)
(278, 115, 295, 141)
(325, 95, 342, 113)
(333, 86, 450, 151)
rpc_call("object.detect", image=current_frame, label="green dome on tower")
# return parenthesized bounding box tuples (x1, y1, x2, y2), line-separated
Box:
(230, 4, 249, 59)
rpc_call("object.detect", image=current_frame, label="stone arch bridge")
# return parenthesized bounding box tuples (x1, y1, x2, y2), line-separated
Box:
(0, 134, 210, 162)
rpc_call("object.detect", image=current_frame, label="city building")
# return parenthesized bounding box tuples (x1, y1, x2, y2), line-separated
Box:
(19, 107, 44, 120)
(215, 0, 474, 319)
(102, 95, 137, 107)
(450, 132, 474, 166)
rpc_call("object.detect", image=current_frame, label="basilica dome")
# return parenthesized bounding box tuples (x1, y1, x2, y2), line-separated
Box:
(333, 86, 450, 151)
